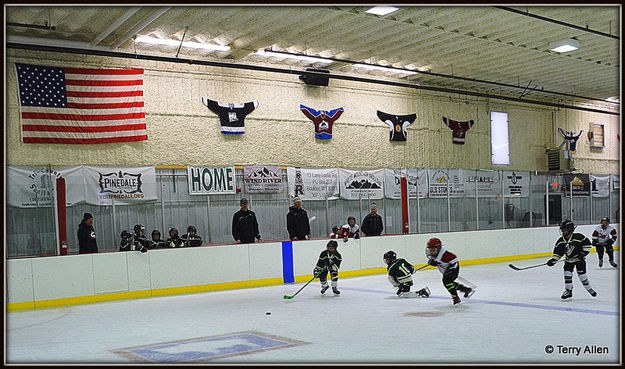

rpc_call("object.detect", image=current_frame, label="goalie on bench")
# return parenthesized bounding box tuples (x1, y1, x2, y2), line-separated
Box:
(383, 250, 430, 298)
(313, 240, 342, 295)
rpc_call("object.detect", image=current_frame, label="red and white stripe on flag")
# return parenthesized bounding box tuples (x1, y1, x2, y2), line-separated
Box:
(15, 63, 147, 144)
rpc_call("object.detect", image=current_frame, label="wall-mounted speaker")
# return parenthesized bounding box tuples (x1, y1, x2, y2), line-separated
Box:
(299, 68, 330, 86)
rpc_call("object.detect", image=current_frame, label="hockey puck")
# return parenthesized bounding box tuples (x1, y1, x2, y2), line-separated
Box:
(266, 312, 271, 315)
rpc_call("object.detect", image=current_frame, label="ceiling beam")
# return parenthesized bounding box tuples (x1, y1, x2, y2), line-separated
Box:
(91, 7, 141, 46)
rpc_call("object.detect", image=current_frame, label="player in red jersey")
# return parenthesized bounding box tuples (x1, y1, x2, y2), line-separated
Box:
(425, 237, 475, 305)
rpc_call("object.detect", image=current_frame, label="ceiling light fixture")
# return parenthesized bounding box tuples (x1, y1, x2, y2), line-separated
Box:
(353, 63, 418, 75)
(605, 97, 620, 103)
(549, 38, 579, 53)
(365, 6, 400, 16)
(135, 36, 230, 51)
(254, 49, 333, 64)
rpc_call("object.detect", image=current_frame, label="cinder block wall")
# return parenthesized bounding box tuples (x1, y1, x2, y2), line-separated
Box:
(6, 48, 620, 174)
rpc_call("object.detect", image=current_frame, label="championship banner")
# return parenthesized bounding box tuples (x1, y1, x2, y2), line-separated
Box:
(188, 166, 236, 195)
(464, 170, 500, 198)
(6, 165, 86, 207)
(339, 169, 385, 200)
(611, 175, 619, 190)
(563, 174, 590, 197)
(384, 169, 427, 199)
(427, 169, 464, 198)
(84, 166, 158, 205)
(590, 175, 610, 197)
(243, 165, 282, 193)
(286, 167, 339, 200)
(502, 171, 529, 197)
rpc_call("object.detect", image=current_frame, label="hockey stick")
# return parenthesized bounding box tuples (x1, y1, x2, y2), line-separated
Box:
(412, 264, 430, 273)
(508, 259, 562, 271)
(283, 269, 324, 300)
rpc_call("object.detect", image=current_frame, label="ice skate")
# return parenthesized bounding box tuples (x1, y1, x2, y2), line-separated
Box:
(320, 285, 329, 294)
(587, 288, 597, 297)
(418, 287, 430, 298)
(598, 259, 603, 268)
(561, 289, 573, 300)
(609, 260, 618, 268)
(452, 295, 461, 305)
(332, 287, 340, 295)
(463, 286, 476, 299)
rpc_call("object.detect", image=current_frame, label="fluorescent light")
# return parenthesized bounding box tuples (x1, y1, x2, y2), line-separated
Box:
(353, 63, 418, 75)
(254, 49, 333, 64)
(605, 96, 620, 103)
(549, 38, 579, 53)
(365, 6, 399, 16)
(135, 36, 230, 51)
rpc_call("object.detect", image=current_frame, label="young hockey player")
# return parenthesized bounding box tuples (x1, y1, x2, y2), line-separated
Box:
(182, 225, 203, 247)
(340, 216, 360, 242)
(150, 230, 167, 249)
(592, 216, 618, 268)
(166, 227, 185, 248)
(329, 225, 341, 239)
(383, 250, 430, 298)
(425, 237, 474, 305)
(547, 219, 596, 300)
(313, 240, 342, 295)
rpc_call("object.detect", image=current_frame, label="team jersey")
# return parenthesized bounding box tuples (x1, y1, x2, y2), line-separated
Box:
(181, 234, 202, 247)
(377, 111, 416, 141)
(316, 250, 342, 270)
(387, 258, 415, 286)
(592, 225, 617, 245)
(442, 117, 474, 145)
(341, 223, 360, 238)
(552, 232, 592, 263)
(202, 98, 259, 134)
(300, 105, 344, 139)
(425, 246, 459, 273)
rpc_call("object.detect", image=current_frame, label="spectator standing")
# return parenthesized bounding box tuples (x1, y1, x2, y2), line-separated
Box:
(286, 196, 311, 241)
(361, 203, 384, 237)
(77, 212, 98, 254)
(232, 198, 262, 244)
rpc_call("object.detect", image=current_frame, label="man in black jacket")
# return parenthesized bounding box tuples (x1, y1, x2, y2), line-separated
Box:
(286, 196, 310, 241)
(77, 212, 98, 254)
(361, 203, 384, 237)
(232, 198, 262, 244)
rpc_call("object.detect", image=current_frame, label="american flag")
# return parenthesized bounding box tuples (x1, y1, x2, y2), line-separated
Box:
(15, 63, 147, 144)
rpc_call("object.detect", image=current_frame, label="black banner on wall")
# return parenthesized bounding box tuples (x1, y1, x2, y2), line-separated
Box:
(563, 174, 590, 197)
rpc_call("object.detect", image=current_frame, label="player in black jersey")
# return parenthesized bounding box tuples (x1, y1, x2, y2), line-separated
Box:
(547, 220, 596, 300)
(383, 251, 430, 298)
(150, 230, 167, 249)
(313, 240, 342, 295)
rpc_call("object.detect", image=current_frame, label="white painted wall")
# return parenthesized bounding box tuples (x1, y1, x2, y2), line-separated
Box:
(7, 224, 617, 306)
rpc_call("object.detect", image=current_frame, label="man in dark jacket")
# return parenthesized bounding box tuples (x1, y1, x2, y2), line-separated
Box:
(232, 198, 262, 244)
(361, 203, 384, 237)
(286, 196, 311, 241)
(77, 212, 98, 254)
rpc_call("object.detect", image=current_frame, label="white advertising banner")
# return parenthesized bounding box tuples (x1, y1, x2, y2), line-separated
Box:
(6, 165, 86, 208)
(464, 170, 500, 198)
(384, 169, 428, 199)
(502, 171, 530, 197)
(611, 175, 619, 190)
(188, 166, 236, 195)
(243, 165, 283, 193)
(286, 167, 339, 200)
(427, 169, 464, 198)
(590, 175, 610, 197)
(84, 166, 158, 205)
(338, 169, 385, 200)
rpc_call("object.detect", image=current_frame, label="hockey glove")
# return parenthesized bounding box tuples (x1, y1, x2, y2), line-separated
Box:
(313, 266, 324, 277)
(343, 236, 349, 243)
(354, 233, 360, 239)
(546, 258, 558, 267)
(428, 259, 439, 266)
(606, 239, 614, 247)
(592, 239, 598, 246)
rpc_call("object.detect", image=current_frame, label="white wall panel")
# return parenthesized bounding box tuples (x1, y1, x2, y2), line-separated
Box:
(31, 254, 95, 301)
(248, 242, 283, 280)
(93, 252, 129, 294)
(6, 259, 34, 303)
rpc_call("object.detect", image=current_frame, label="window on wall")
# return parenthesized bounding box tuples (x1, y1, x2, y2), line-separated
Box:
(490, 111, 509, 165)
(589, 123, 605, 148)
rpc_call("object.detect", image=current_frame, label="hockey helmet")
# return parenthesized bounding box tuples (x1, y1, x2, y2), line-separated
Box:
(347, 216, 356, 225)
(601, 216, 610, 224)
(133, 224, 145, 235)
(559, 219, 576, 233)
(168, 227, 179, 237)
(383, 250, 397, 264)
(121, 230, 132, 239)
(327, 240, 338, 249)
(426, 237, 442, 249)
(151, 230, 161, 240)
(187, 225, 197, 234)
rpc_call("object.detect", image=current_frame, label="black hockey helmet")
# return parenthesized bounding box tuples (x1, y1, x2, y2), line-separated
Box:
(187, 225, 197, 233)
(383, 250, 397, 264)
(332, 225, 339, 233)
(121, 230, 132, 239)
(347, 216, 356, 224)
(168, 227, 179, 237)
(151, 230, 161, 239)
(327, 240, 338, 249)
(559, 219, 576, 233)
(133, 224, 145, 235)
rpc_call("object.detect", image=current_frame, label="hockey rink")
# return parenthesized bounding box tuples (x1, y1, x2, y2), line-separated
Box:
(5, 255, 621, 364)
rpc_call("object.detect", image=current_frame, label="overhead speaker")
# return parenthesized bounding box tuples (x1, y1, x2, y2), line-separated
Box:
(299, 68, 330, 86)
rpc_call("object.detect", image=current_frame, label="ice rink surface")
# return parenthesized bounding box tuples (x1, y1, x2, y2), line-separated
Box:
(5, 254, 621, 365)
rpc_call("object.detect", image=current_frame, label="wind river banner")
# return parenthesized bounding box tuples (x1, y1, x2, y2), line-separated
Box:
(286, 167, 339, 200)
(243, 165, 283, 193)
(339, 169, 385, 200)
